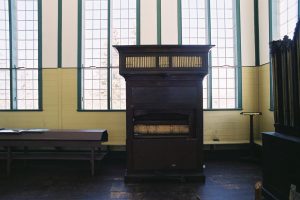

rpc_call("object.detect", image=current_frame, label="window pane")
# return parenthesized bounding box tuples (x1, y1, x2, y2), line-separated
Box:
(111, 0, 136, 110)
(82, 0, 136, 110)
(0, 0, 10, 109)
(15, 0, 39, 109)
(181, 0, 208, 109)
(210, 0, 237, 109)
(273, 0, 298, 40)
(181, 0, 207, 45)
(182, 0, 238, 109)
(82, 0, 109, 110)
(16, 69, 39, 109)
(211, 66, 236, 108)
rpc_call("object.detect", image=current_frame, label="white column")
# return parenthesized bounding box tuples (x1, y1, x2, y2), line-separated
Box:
(240, 0, 255, 66)
(259, 0, 270, 65)
(140, 0, 157, 44)
(161, 0, 178, 44)
(42, 0, 58, 68)
(62, 0, 78, 68)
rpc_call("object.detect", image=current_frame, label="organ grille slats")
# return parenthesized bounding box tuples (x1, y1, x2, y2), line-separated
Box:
(125, 56, 202, 68)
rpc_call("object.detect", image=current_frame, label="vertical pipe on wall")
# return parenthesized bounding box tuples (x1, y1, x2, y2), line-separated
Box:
(8, 0, 16, 109)
(77, 0, 82, 110)
(236, 0, 243, 109)
(207, 0, 212, 109)
(136, 0, 140, 45)
(177, 0, 182, 45)
(38, 0, 43, 110)
(269, 0, 274, 110)
(58, 0, 62, 68)
(107, 0, 111, 109)
(157, 0, 161, 45)
(254, 0, 260, 66)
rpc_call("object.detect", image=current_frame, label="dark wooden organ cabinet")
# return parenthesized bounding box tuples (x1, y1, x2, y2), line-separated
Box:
(114, 45, 214, 181)
(262, 20, 300, 200)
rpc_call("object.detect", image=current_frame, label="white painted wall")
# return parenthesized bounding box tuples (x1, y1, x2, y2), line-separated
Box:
(259, 0, 270, 65)
(140, 0, 157, 44)
(42, 0, 58, 68)
(62, 0, 78, 68)
(161, 0, 178, 44)
(240, 0, 255, 66)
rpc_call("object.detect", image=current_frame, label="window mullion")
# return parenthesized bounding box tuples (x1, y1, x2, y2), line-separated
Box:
(177, 0, 182, 45)
(77, 0, 82, 110)
(207, 0, 212, 109)
(157, 0, 161, 45)
(9, 0, 17, 110)
(38, 0, 43, 110)
(107, 0, 111, 110)
(136, 0, 140, 45)
(236, 0, 242, 109)
(299, 0, 300, 18)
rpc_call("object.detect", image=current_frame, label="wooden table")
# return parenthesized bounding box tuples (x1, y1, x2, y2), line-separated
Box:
(0, 129, 108, 176)
(240, 112, 262, 147)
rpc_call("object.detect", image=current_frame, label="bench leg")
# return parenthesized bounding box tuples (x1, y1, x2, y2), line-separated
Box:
(23, 146, 28, 167)
(90, 147, 95, 176)
(6, 147, 11, 176)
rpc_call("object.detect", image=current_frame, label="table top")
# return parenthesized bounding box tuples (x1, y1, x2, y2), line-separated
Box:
(0, 129, 108, 142)
(240, 112, 262, 116)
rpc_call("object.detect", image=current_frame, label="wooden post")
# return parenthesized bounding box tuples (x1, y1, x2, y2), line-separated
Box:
(90, 147, 95, 176)
(6, 146, 11, 176)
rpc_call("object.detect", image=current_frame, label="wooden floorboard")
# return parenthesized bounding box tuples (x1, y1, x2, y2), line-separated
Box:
(0, 152, 262, 200)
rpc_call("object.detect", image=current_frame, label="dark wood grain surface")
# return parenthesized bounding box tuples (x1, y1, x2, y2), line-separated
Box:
(115, 45, 213, 181)
(0, 129, 108, 142)
(0, 153, 262, 200)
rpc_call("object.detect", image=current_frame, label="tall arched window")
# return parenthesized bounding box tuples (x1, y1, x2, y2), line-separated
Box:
(181, 0, 241, 109)
(0, 0, 10, 109)
(271, 0, 299, 40)
(79, 0, 136, 110)
(0, 0, 42, 110)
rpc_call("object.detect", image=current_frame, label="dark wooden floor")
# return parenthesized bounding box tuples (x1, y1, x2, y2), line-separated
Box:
(0, 151, 262, 200)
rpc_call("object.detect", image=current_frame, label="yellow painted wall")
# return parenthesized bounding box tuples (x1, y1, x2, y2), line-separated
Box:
(0, 1, 276, 147)
(258, 63, 275, 136)
(204, 66, 259, 143)
(0, 67, 261, 145)
(0, 68, 126, 145)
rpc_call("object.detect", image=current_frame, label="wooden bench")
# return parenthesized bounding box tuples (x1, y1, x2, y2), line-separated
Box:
(0, 129, 108, 176)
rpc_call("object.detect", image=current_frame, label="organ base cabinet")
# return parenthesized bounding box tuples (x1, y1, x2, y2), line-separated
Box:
(114, 45, 214, 182)
(262, 132, 300, 200)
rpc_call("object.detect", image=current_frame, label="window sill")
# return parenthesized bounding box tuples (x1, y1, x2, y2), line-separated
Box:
(77, 109, 125, 112)
(0, 109, 43, 112)
(77, 108, 243, 112)
(204, 108, 243, 111)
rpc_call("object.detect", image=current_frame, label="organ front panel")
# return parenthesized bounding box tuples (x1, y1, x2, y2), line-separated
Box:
(114, 45, 214, 181)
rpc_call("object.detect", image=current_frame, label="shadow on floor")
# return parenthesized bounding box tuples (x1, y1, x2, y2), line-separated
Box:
(0, 151, 262, 200)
